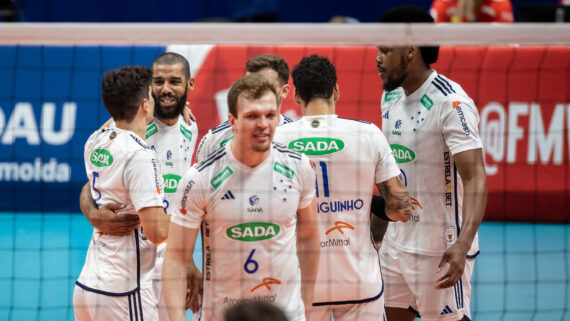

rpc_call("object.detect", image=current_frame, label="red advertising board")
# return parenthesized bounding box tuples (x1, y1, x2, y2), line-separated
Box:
(185, 45, 570, 222)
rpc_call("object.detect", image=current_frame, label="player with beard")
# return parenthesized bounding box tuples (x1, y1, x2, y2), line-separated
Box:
(375, 6, 487, 321)
(79, 52, 199, 320)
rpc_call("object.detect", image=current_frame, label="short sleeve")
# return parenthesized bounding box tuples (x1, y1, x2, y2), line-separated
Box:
(297, 154, 316, 209)
(170, 166, 208, 229)
(123, 149, 164, 213)
(195, 131, 210, 163)
(370, 124, 401, 184)
(440, 97, 483, 155)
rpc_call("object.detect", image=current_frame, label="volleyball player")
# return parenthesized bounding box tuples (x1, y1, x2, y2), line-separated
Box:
(162, 74, 320, 321)
(73, 66, 170, 321)
(376, 6, 487, 321)
(195, 54, 293, 162)
(79, 52, 199, 320)
(273, 54, 411, 321)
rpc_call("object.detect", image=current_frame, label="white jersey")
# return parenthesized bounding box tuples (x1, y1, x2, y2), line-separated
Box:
(273, 114, 400, 305)
(77, 128, 163, 295)
(196, 114, 294, 162)
(381, 71, 481, 256)
(171, 143, 316, 321)
(146, 116, 197, 281)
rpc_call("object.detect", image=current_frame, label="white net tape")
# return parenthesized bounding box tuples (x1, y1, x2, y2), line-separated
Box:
(1, 23, 570, 46)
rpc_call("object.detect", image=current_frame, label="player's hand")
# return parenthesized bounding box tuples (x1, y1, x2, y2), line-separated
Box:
(435, 242, 468, 289)
(456, 0, 480, 22)
(88, 203, 140, 236)
(185, 263, 202, 313)
(182, 102, 196, 125)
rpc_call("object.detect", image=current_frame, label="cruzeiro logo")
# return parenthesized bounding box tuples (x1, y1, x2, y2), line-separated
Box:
(390, 144, 416, 164)
(395, 119, 402, 129)
(248, 195, 262, 213)
(249, 195, 260, 206)
(289, 137, 344, 156)
(226, 222, 281, 242)
(163, 174, 181, 193)
(90, 149, 113, 167)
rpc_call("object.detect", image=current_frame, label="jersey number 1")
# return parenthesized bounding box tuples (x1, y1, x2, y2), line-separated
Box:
(313, 161, 330, 198)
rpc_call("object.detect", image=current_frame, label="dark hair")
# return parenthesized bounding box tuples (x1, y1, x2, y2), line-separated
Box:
(153, 52, 191, 80)
(227, 74, 277, 117)
(223, 301, 289, 321)
(101, 66, 152, 122)
(292, 54, 337, 104)
(377, 5, 439, 66)
(246, 54, 290, 86)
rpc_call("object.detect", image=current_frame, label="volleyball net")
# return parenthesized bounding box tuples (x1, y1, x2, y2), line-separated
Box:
(0, 23, 569, 320)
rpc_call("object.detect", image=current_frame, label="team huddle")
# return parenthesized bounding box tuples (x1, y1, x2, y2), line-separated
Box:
(73, 6, 487, 321)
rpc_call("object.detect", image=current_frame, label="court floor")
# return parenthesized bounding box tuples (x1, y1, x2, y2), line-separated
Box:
(0, 213, 568, 321)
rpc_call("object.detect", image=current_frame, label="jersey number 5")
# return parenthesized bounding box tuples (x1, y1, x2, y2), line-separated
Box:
(91, 171, 102, 202)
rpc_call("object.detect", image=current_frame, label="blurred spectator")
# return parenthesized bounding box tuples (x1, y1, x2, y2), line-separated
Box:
(223, 301, 289, 321)
(231, 0, 278, 22)
(0, 0, 19, 22)
(329, 15, 360, 23)
(430, 0, 513, 22)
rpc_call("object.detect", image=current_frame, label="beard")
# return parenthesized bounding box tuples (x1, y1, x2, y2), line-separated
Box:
(153, 88, 187, 120)
(382, 55, 407, 92)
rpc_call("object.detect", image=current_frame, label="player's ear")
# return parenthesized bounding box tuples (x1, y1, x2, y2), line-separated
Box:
(280, 84, 290, 101)
(333, 84, 340, 102)
(187, 77, 195, 93)
(293, 89, 301, 106)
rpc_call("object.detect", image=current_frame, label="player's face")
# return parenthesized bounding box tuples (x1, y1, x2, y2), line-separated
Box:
(376, 46, 407, 92)
(232, 91, 279, 153)
(145, 85, 155, 125)
(247, 67, 286, 107)
(151, 63, 193, 119)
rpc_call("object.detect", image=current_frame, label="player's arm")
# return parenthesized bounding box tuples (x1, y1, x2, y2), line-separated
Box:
(163, 223, 199, 321)
(138, 206, 170, 244)
(376, 174, 412, 223)
(296, 197, 320, 318)
(436, 148, 486, 289)
(79, 182, 140, 236)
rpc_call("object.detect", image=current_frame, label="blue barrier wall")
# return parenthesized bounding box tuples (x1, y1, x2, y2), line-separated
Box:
(0, 45, 166, 212)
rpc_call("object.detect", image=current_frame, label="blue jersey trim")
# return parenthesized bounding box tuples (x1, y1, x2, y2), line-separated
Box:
(129, 294, 134, 321)
(437, 75, 456, 94)
(312, 282, 383, 306)
(196, 149, 227, 172)
(454, 164, 461, 235)
(281, 114, 294, 124)
(211, 120, 231, 134)
(273, 143, 302, 160)
(129, 134, 152, 150)
(408, 306, 421, 318)
(75, 281, 140, 297)
(466, 250, 480, 259)
(431, 81, 448, 97)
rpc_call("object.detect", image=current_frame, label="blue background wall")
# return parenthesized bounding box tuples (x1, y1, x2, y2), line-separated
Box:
(9, 0, 560, 22)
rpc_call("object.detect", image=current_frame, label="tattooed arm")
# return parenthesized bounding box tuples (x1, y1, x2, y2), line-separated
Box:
(376, 174, 412, 223)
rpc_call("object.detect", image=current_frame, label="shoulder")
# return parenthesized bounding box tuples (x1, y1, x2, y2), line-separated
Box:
(272, 142, 303, 162)
(279, 114, 295, 125)
(210, 120, 231, 134)
(428, 74, 473, 107)
(195, 146, 228, 173)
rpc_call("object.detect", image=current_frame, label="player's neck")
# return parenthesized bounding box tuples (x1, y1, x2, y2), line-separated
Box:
(156, 116, 178, 126)
(302, 99, 335, 116)
(229, 139, 270, 168)
(115, 118, 147, 140)
(402, 68, 433, 96)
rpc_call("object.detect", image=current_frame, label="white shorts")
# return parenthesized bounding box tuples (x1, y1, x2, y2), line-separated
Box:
(309, 296, 386, 321)
(73, 285, 158, 321)
(379, 242, 475, 321)
(153, 278, 170, 321)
